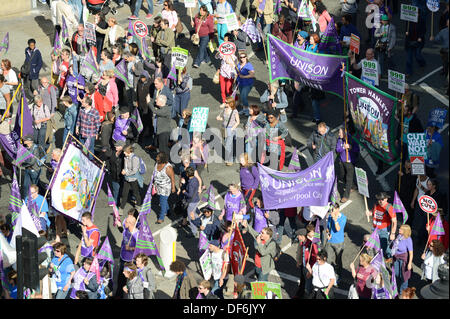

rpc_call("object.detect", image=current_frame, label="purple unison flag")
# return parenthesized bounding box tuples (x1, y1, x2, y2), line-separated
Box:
(167, 64, 177, 82)
(107, 183, 121, 226)
(0, 130, 20, 160)
(345, 71, 400, 164)
(14, 87, 34, 138)
(14, 143, 34, 167)
(200, 185, 217, 210)
(81, 48, 100, 76)
(317, 17, 342, 55)
(9, 168, 22, 229)
(198, 232, 209, 254)
(240, 19, 261, 43)
(133, 215, 166, 273)
(253, 206, 268, 233)
(114, 59, 131, 88)
(0, 32, 9, 54)
(370, 250, 384, 272)
(329, 177, 339, 205)
(312, 218, 321, 247)
(391, 263, 398, 298)
(61, 15, 69, 43)
(27, 192, 43, 232)
(365, 228, 381, 252)
(257, 151, 335, 210)
(130, 108, 143, 134)
(97, 236, 114, 265)
(430, 212, 445, 236)
(53, 30, 61, 55)
(268, 34, 348, 97)
(141, 37, 152, 60)
(393, 191, 408, 225)
(288, 148, 301, 171)
(139, 170, 156, 216)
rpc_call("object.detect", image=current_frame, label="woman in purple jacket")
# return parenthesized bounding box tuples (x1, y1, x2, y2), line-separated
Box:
(336, 127, 359, 203)
(239, 153, 259, 209)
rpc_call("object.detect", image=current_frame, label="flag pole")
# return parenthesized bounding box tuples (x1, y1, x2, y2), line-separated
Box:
(351, 243, 366, 264)
(68, 133, 104, 164)
(0, 82, 21, 122)
(398, 99, 404, 193)
(342, 63, 349, 162)
(89, 162, 105, 220)
(239, 246, 249, 274)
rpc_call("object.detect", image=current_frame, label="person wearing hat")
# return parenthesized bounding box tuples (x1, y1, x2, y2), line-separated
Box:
(190, 206, 222, 244)
(365, 192, 397, 259)
(112, 105, 138, 146)
(294, 30, 309, 50)
(374, 13, 396, 76)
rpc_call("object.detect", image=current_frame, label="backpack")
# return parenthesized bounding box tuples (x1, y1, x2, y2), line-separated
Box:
(132, 154, 147, 175)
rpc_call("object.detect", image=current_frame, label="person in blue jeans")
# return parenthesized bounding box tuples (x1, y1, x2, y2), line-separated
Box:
(154, 152, 176, 224)
(214, 0, 234, 45)
(326, 203, 347, 279)
(192, 5, 215, 67)
(237, 53, 255, 116)
(129, 0, 154, 19)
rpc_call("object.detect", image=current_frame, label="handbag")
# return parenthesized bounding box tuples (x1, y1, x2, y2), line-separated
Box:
(191, 17, 202, 46)
(347, 283, 359, 299)
(21, 50, 37, 77)
(213, 69, 220, 84)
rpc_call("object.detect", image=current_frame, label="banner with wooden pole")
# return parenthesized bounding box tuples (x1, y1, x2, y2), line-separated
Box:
(0, 82, 21, 122)
(398, 98, 404, 193)
(342, 62, 349, 162)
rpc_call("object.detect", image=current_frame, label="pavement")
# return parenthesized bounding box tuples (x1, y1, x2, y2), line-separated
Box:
(0, 0, 448, 300)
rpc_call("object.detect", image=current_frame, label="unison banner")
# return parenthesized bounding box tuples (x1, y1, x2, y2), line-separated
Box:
(345, 72, 400, 164)
(257, 152, 335, 210)
(50, 140, 104, 222)
(267, 34, 348, 97)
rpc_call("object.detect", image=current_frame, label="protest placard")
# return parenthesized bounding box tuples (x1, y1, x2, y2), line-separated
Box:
(388, 69, 405, 94)
(189, 107, 209, 132)
(400, 4, 419, 22)
(171, 47, 189, 70)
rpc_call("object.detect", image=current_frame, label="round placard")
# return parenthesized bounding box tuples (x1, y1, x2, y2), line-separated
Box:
(418, 195, 438, 214)
(218, 41, 236, 56)
(133, 20, 148, 38)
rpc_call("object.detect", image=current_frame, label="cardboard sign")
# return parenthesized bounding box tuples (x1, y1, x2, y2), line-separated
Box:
(225, 13, 239, 31)
(426, 0, 440, 12)
(184, 0, 196, 8)
(350, 33, 360, 55)
(189, 107, 209, 133)
(388, 69, 405, 94)
(199, 250, 212, 280)
(133, 20, 148, 38)
(400, 4, 419, 22)
(218, 41, 236, 56)
(418, 195, 438, 214)
(250, 282, 282, 299)
(355, 167, 370, 198)
(361, 59, 379, 86)
(84, 22, 96, 46)
(410, 156, 425, 175)
(171, 47, 189, 70)
(407, 133, 427, 159)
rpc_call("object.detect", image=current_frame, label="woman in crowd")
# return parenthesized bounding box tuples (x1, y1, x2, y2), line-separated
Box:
(392, 224, 414, 295)
(161, 1, 179, 33)
(153, 152, 176, 224)
(306, 33, 321, 53)
(172, 67, 192, 128)
(122, 262, 144, 299)
(236, 53, 255, 116)
(313, 0, 332, 34)
(217, 52, 238, 106)
(0, 75, 11, 118)
(49, 242, 76, 299)
(245, 104, 267, 163)
(219, 183, 246, 222)
(336, 127, 359, 203)
(192, 5, 215, 68)
(135, 253, 157, 299)
(349, 253, 377, 299)
(95, 17, 126, 51)
(1, 59, 18, 97)
(99, 49, 115, 74)
(421, 239, 446, 284)
(214, 0, 234, 45)
(217, 96, 240, 166)
(120, 145, 143, 212)
(239, 153, 259, 210)
(265, 109, 289, 170)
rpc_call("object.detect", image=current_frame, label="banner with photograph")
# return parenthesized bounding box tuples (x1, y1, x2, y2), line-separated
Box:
(50, 138, 105, 222)
(345, 72, 400, 164)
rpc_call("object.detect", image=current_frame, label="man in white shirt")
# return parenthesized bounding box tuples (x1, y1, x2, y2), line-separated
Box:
(351, 48, 381, 87)
(309, 250, 336, 299)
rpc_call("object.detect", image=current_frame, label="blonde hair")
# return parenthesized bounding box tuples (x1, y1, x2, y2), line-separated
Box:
(104, 69, 115, 78)
(400, 224, 412, 238)
(182, 109, 192, 118)
(225, 96, 236, 110)
(360, 253, 372, 265)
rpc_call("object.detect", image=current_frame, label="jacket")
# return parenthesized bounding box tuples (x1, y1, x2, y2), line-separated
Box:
(105, 149, 124, 182)
(127, 276, 144, 299)
(340, 0, 357, 13)
(24, 48, 43, 80)
(123, 153, 141, 182)
(155, 28, 176, 55)
(252, 0, 274, 25)
(179, 269, 199, 299)
(247, 224, 277, 275)
(194, 14, 215, 38)
(307, 126, 337, 162)
(22, 143, 43, 171)
(149, 103, 172, 135)
(139, 265, 157, 299)
(374, 23, 397, 51)
(64, 104, 78, 133)
(272, 21, 293, 44)
(191, 214, 222, 247)
(95, 24, 126, 50)
(136, 78, 152, 114)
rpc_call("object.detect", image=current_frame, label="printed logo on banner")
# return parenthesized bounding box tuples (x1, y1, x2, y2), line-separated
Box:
(427, 108, 447, 128)
(426, 0, 440, 12)
(133, 20, 148, 38)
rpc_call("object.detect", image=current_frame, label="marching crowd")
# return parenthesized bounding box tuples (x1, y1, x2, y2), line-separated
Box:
(0, 0, 448, 300)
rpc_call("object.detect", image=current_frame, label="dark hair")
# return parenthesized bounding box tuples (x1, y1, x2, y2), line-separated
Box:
(85, 82, 95, 94)
(128, 208, 139, 220)
(156, 152, 169, 164)
(169, 260, 186, 273)
(0, 74, 5, 83)
(154, 16, 162, 24)
(81, 212, 92, 220)
(343, 14, 352, 24)
(83, 96, 93, 106)
(164, 0, 174, 10)
(249, 104, 260, 116)
(1, 59, 11, 70)
(0, 223, 11, 232)
(428, 178, 439, 189)
(311, 33, 320, 44)
(129, 43, 139, 56)
(314, 1, 327, 14)
(76, 290, 89, 299)
(266, 109, 277, 118)
(224, 32, 234, 41)
(185, 166, 195, 178)
(28, 39, 36, 45)
(199, 4, 209, 17)
(317, 250, 328, 260)
(101, 49, 112, 60)
(83, 257, 93, 266)
(431, 239, 446, 256)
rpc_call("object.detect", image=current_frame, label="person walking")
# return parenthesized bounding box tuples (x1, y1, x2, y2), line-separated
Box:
(153, 152, 176, 224)
(326, 203, 347, 282)
(120, 145, 143, 212)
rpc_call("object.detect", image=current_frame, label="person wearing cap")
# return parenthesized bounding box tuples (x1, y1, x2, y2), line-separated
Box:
(294, 30, 310, 50)
(424, 125, 443, 178)
(105, 138, 125, 206)
(112, 105, 138, 146)
(191, 206, 222, 244)
(365, 192, 397, 259)
(374, 13, 396, 76)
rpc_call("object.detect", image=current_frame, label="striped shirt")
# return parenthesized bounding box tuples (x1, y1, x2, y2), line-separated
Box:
(76, 106, 101, 138)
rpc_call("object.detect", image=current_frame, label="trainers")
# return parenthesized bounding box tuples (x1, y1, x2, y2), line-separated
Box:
(193, 64, 199, 68)
(128, 15, 138, 20)
(146, 14, 153, 19)
(340, 197, 348, 203)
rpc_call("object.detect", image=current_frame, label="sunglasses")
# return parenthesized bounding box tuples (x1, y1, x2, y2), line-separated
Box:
(240, 56, 247, 58)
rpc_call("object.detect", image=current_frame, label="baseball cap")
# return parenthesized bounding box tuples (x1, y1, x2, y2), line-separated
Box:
(381, 14, 389, 21)
(119, 105, 130, 114)
(299, 31, 309, 39)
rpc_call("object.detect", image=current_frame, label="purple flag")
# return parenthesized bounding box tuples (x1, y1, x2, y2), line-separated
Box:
(200, 185, 217, 210)
(167, 64, 177, 82)
(27, 191, 43, 232)
(61, 15, 69, 43)
(114, 59, 131, 88)
(391, 263, 398, 298)
(258, 0, 266, 11)
(275, 0, 282, 14)
(393, 191, 408, 225)
(257, 151, 335, 210)
(0, 32, 9, 54)
(0, 131, 20, 159)
(133, 215, 166, 273)
(97, 236, 114, 265)
(370, 250, 384, 272)
(9, 168, 21, 230)
(430, 212, 445, 236)
(141, 37, 152, 60)
(130, 108, 143, 134)
(253, 206, 268, 233)
(288, 148, 301, 171)
(329, 177, 339, 205)
(240, 18, 261, 43)
(345, 72, 400, 164)
(365, 228, 381, 252)
(139, 170, 156, 216)
(53, 30, 61, 55)
(198, 232, 209, 254)
(107, 183, 121, 227)
(312, 218, 321, 247)
(317, 17, 342, 55)
(81, 48, 100, 76)
(14, 143, 34, 167)
(268, 34, 348, 97)
(14, 87, 34, 138)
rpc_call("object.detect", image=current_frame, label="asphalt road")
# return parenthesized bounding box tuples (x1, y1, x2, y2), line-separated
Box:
(0, 0, 448, 299)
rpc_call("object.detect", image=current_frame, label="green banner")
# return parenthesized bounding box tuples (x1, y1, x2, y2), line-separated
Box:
(250, 281, 282, 299)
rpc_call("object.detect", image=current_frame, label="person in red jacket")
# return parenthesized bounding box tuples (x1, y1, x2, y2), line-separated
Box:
(192, 5, 215, 68)
(426, 210, 449, 251)
(271, 14, 293, 44)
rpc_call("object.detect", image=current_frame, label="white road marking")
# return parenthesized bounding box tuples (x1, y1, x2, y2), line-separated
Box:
(412, 66, 443, 85)
(360, 148, 378, 175)
(419, 82, 449, 107)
